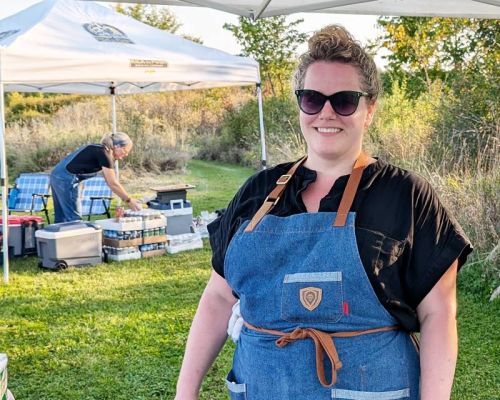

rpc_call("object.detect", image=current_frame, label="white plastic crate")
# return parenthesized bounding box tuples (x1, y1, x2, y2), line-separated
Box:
(106, 251, 141, 262)
(94, 218, 143, 232)
(166, 232, 203, 254)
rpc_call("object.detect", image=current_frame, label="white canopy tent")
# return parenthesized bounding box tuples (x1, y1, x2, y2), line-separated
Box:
(0, 0, 263, 283)
(93, 0, 500, 19)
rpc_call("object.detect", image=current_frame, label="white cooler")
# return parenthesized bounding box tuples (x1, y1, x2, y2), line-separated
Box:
(35, 221, 102, 269)
(154, 200, 194, 235)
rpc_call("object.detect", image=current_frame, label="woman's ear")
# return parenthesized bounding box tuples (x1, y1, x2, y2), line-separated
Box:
(364, 100, 377, 130)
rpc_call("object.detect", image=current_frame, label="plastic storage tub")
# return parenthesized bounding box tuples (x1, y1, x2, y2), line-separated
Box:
(35, 221, 102, 269)
(0, 216, 44, 256)
(149, 200, 193, 235)
(166, 232, 203, 254)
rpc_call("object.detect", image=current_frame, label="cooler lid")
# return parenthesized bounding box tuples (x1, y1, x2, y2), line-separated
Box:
(19, 216, 44, 223)
(44, 221, 99, 232)
(0, 215, 44, 225)
(0, 216, 21, 225)
(148, 200, 191, 210)
(150, 184, 195, 193)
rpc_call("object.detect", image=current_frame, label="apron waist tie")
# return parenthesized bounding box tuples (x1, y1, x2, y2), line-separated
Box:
(243, 322, 399, 388)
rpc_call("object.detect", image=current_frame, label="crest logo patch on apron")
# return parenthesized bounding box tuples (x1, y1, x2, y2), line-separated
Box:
(299, 287, 322, 311)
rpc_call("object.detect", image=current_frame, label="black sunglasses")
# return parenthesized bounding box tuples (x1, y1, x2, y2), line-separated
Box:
(295, 89, 370, 116)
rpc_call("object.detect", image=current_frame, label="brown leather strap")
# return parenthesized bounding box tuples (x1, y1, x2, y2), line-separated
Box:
(245, 153, 371, 232)
(333, 152, 371, 227)
(245, 156, 307, 232)
(410, 332, 420, 353)
(244, 321, 399, 388)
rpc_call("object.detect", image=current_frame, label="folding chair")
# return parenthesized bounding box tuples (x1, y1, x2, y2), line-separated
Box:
(8, 173, 51, 223)
(80, 176, 112, 220)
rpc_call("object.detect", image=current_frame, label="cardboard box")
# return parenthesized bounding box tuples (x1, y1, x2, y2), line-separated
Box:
(102, 237, 142, 247)
(142, 235, 167, 245)
(141, 249, 166, 258)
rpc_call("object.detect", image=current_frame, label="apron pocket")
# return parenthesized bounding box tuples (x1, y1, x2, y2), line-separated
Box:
(226, 370, 247, 400)
(331, 388, 410, 399)
(281, 271, 343, 323)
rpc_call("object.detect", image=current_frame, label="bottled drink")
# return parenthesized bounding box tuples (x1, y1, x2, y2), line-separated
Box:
(115, 206, 124, 222)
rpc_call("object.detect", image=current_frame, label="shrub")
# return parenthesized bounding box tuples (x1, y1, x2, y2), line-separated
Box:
(195, 95, 304, 167)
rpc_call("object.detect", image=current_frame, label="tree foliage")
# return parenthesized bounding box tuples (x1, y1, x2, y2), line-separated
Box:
(375, 17, 499, 96)
(115, 4, 203, 43)
(115, 3, 181, 33)
(224, 16, 307, 96)
(373, 17, 499, 173)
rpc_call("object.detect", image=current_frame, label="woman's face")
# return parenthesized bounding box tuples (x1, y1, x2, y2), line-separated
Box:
(113, 143, 133, 160)
(299, 61, 376, 164)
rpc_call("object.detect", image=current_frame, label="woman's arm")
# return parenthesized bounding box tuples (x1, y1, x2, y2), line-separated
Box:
(175, 270, 237, 399)
(417, 260, 458, 400)
(101, 167, 141, 210)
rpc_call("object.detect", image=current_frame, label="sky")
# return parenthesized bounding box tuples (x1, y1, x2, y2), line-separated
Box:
(0, 1, 387, 65)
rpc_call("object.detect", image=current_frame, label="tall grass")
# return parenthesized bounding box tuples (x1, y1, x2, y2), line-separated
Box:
(368, 82, 499, 262)
(4, 87, 253, 178)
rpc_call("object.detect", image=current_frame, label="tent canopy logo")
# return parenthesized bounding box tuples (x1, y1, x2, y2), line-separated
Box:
(83, 23, 134, 44)
(0, 30, 20, 42)
(130, 59, 168, 68)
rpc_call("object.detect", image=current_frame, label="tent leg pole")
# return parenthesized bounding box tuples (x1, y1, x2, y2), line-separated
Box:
(111, 89, 121, 207)
(111, 90, 119, 180)
(0, 82, 10, 283)
(256, 83, 267, 170)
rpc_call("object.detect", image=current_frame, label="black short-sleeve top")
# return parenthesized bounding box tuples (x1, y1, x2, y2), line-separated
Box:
(66, 145, 113, 175)
(208, 158, 473, 332)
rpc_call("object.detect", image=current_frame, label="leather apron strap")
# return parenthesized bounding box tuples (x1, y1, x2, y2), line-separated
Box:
(245, 153, 371, 232)
(244, 321, 399, 388)
(245, 155, 307, 232)
(333, 152, 370, 227)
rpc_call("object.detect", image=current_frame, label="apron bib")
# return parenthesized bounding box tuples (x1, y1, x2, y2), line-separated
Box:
(50, 145, 99, 222)
(223, 155, 420, 399)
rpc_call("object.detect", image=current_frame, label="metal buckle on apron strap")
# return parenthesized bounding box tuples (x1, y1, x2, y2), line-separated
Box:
(276, 174, 292, 185)
(243, 321, 400, 388)
(263, 195, 280, 206)
(262, 175, 291, 205)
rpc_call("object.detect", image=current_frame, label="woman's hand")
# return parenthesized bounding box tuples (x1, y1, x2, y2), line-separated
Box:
(127, 198, 142, 211)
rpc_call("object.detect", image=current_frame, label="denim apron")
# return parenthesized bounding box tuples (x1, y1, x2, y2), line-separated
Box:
(50, 145, 99, 223)
(223, 154, 420, 400)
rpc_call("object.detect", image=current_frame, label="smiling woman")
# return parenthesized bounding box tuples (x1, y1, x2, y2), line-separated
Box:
(175, 24, 472, 400)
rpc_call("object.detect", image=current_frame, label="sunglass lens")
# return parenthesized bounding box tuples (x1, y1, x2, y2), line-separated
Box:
(332, 92, 360, 116)
(299, 91, 326, 114)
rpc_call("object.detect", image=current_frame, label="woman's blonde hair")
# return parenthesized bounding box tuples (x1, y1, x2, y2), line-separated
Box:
(293, 25, 380, 100)
(100, 132, 133, 151)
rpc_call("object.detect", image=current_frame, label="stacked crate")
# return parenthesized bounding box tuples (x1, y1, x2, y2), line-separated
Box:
(96, 210, 167, 261)
(148, 184, 203, 253)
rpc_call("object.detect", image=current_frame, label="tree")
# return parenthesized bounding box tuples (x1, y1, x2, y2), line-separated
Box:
(115, 3, 181, 33)
(224, 16, 307, 96)
(115, 3, 203, 44)
(374, 17, 499, 97)
(373, 17, 499, 172)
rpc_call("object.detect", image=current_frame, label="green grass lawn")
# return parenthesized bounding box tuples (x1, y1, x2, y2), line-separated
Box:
(1, 160, 498, 399)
